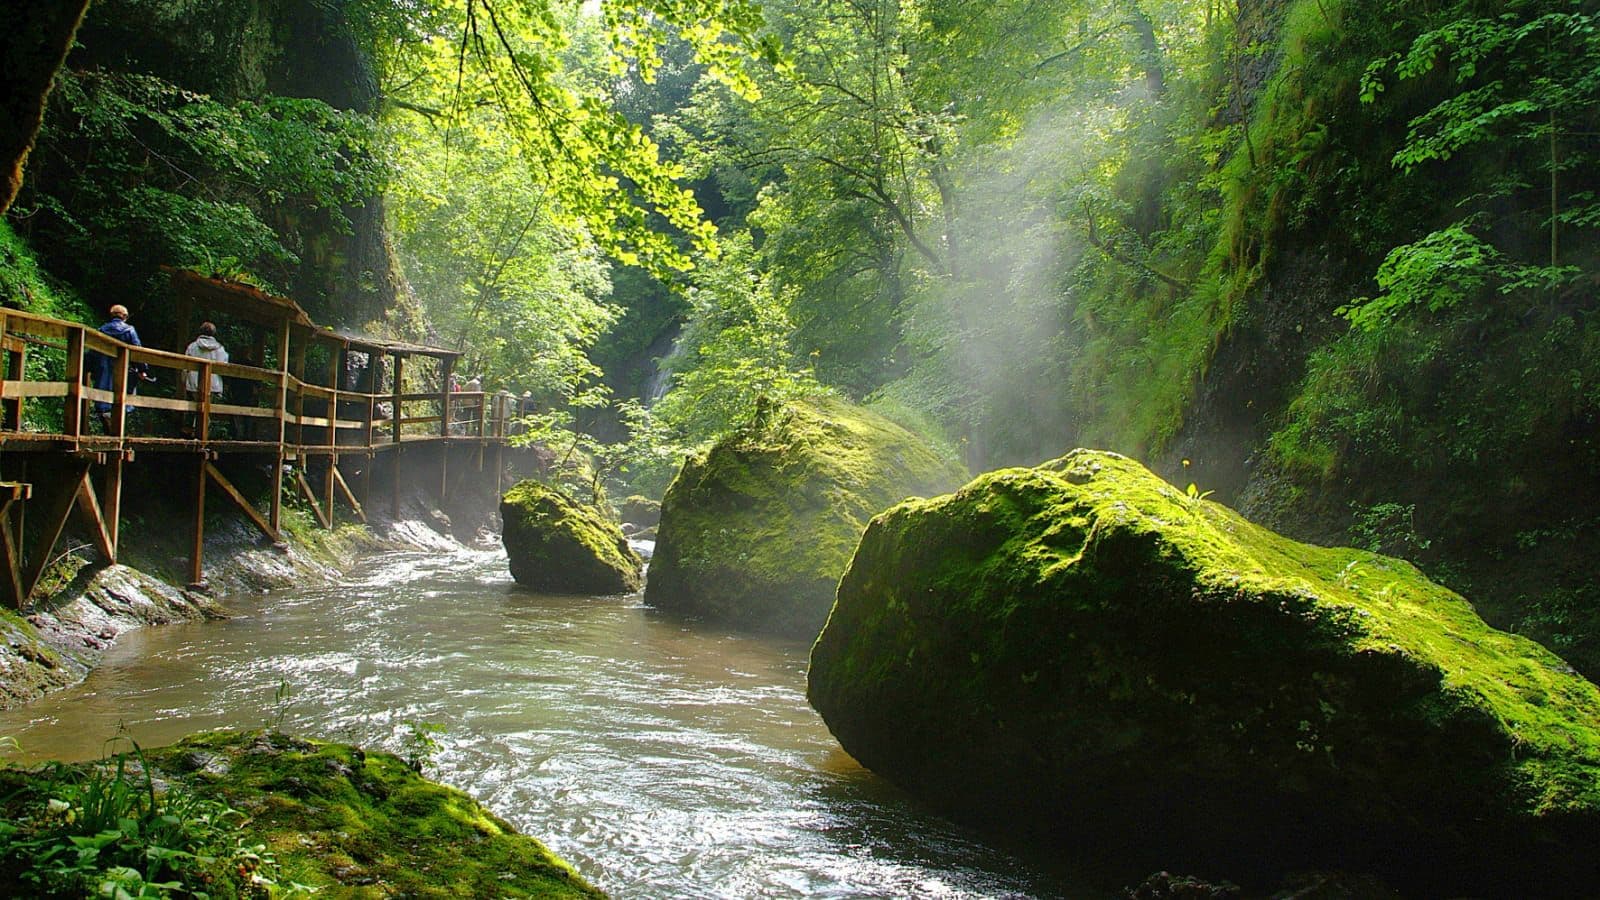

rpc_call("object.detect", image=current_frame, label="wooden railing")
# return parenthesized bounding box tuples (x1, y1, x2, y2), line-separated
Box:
(0, 307, 516, 451)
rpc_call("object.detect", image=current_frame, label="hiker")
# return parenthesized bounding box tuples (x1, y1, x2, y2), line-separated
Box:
(184, 322, 228, 397)
(183, 322, 228, 437)
(89, 304, 149, 433)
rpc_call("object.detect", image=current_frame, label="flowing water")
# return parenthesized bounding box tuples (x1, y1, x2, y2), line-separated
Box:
(0, 548, 1093, 898)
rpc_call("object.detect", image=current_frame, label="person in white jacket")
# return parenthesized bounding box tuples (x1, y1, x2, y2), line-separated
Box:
(184, 322, 228, 397)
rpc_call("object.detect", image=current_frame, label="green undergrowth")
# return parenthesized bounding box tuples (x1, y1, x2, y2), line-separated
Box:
(0, 730, 604, 898)
(0, 221, 90, 323)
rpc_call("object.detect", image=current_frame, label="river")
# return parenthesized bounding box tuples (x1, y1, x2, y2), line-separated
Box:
(0, 547, 1094, 898)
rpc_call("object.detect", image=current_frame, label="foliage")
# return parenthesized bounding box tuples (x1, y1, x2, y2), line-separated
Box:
(363, 0, 778, 280)
(384, 39, 615, 395)
(0, 737, 286, 898)
(651, 234, 825, 443)
(1337, 222, 1579, 329)
(0, 221, 89, 322)
(1349, 501, 1432, 558)
(399, 721, 446, 775)
(14, 69, 384, 297)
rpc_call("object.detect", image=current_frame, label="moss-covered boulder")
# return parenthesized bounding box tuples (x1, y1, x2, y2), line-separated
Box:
(646, 396, 967, 638)
(501, 480, 642, 594)
(0, 730, 604, 897)
(808, 450, 1600, 894)
(619, 495, 661, 528)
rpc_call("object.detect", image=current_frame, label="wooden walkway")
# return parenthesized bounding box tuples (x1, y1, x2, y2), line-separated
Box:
(0, 272, 523, 605)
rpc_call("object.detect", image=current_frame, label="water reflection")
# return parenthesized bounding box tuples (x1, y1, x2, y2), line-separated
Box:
(0, 549, 1089, 898)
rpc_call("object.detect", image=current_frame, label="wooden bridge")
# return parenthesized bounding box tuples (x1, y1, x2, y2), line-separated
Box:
(0, 270, 523, 607)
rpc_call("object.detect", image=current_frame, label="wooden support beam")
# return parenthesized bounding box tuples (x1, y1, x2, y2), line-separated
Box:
(330, 463, 366, 524)
(104, 455, 123, 556)
(391, 447, 402, 519)
(294, 467, 331, 530)
(0, 496, 26, 609)
(269, 451, 284, 533)
(324, 453, 337, 529)
(177, 294, 194, 355)
(206, 462, 278, 543)
(19, 460, 91, 601)
(74, 469, 114, 564)
(190, 453, 207, 586)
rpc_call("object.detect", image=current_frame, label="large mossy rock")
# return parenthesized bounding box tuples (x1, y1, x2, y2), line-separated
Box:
(646, 396, 967, 637)
(808, 450, 1600, 894)
(501, 480, 642, 594)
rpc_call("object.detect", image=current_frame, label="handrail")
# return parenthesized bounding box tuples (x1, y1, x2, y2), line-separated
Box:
(0, 307, 517, 451)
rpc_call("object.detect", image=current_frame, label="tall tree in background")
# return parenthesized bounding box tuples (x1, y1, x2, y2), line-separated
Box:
(2, 1, 93, 214)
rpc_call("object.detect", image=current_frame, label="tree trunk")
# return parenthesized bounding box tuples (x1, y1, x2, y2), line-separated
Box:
(0, 0, 92, 215)
(1124, 1, 1166, 98)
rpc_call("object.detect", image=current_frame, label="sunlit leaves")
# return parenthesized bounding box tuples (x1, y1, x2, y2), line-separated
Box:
(1339, 222, 1582, 330)
(371, 0, 782, 278)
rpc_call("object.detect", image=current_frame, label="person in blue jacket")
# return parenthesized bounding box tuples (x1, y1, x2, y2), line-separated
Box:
(89, 304, 149, 432)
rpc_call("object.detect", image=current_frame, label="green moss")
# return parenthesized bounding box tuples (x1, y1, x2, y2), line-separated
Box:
(617, 495, 660, 528)
(0, 730, 604, 898)
(501, 481, 642, 594)
(646, 396, 968, 638)
(809, 449, 1600, 891)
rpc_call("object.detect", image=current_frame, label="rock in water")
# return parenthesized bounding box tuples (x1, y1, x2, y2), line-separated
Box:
(619, 494, 661, 528)
(500, 480, 642, 594)
(646, 396, 967, 638)
(808, 450, 1600, 894)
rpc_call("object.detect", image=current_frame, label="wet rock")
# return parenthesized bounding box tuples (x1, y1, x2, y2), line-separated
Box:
(500, 480, 643, 594)
(0, 565, 222, 710)
(646, 396, 966, 638)
(1127, 872, 1241, 899)
(808, 449, 1600, 895)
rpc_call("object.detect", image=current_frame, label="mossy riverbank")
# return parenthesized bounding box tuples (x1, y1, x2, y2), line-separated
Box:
(0, 730, 604, 898)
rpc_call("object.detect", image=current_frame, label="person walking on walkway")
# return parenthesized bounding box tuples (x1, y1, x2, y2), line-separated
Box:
(183, 321, 228, 437)
(184, 322, 228, 396)
(89, 304, 148, 433)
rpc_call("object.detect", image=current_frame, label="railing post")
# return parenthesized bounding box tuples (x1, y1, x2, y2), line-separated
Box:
(3, 328, 24, 430)
(439, 358, 454, 438)
(110, 347, 130, 439)
(477, 392, 487, 437)
(197, 361, 212, 443)
(63, 327, 84, 438)
(0, 311, 9, 431)
(391, 355, 403, 444)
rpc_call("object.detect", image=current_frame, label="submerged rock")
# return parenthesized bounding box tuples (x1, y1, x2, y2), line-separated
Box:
(646, 396, 966, 638)
(808, 450, 1600, 894)
(0, 730, 603, 897)
(501, 480, 642, 594)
